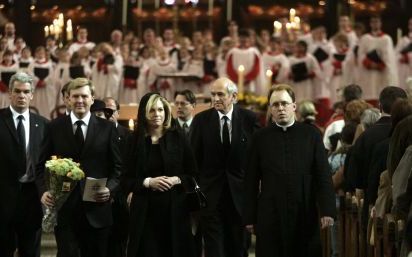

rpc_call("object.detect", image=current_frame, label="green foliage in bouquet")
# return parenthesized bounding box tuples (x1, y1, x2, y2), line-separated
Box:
(45, 156, 85, 180)
(42, 156, 85, 232)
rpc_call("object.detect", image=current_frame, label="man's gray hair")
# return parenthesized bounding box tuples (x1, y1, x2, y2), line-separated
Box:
(360, 108, 381, 129)
(225, 79, 238, 95)
(9, 72, 34, 92)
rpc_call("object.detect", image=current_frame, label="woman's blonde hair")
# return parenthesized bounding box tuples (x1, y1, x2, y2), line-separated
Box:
(145, 94, 172, 130)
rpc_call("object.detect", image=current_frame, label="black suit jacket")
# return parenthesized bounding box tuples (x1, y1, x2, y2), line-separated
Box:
(116, 124, 132, 157)
(346, 116, 392, 191)
(0, 107, 48, 228)
(173, 118, 192, 136)
(36, 114, 122, 228)
(190, 105, 260, 214)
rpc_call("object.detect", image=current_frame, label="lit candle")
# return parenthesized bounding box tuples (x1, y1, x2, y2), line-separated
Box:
(49, 25, 55, 37)
(294, 16, 301, 30)
(237, 65, 245, 99)
(227, 0, 232, 22)
(286, 23, 293, 41)
(273, 21, 282, 35)
(128, 119, 135, 131)
(289, 8, 296, 23)
(286, 23, 292, 32)
(67, 19, 72, 29)
(53, 19, 59, 39)
(58, 13, 64, 28)
(122, 0, 128, 26)
(208, 0, 213, 16)
(66, 20, 73, 41)
(44, 26, 49, 37)
(397, 28, 402, 44)
(266, 69, 273, 90)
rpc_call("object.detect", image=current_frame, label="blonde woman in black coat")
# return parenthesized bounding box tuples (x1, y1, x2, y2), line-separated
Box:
(122, 92, 197, 257)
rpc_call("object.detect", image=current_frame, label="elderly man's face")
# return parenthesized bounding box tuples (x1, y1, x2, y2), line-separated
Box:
(9, 81, 33, 113)
(269, 90, 296, 125)
(210, 80, 236, 114)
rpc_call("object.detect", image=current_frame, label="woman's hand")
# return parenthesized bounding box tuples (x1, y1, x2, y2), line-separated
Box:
(149, 176, 173, 192)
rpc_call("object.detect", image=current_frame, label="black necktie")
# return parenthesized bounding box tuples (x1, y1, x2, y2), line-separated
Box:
(75, 120, 85, 151)
(222, 116, 230, 154)
(17, 115, 26, 150)
(182, 122, 189, 135)
(17, 115, 26, 175)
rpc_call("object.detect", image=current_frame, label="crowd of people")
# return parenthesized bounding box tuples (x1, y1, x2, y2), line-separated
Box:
(0, 15, 411, 120)
(1, 13, 412, 257)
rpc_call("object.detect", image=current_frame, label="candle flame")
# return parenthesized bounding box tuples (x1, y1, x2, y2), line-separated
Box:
(128, 119, 135, 130)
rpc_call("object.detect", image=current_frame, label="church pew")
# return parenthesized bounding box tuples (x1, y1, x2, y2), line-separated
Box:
(338, 195, 346, 257)
(349, 195, 360, 257)
(382, 214, 407, 257)
(344, 192, 353, 257)
(371, 217, 384, 257)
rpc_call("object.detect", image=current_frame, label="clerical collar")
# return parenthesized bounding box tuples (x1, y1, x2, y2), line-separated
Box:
(275, 119, 295, 131)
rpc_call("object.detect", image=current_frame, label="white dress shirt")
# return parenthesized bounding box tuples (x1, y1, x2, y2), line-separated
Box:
(217, 105, 234, 143)
(70, 111, 91, 140)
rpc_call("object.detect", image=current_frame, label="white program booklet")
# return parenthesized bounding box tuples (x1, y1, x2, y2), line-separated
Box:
(82, 177, 107, 202)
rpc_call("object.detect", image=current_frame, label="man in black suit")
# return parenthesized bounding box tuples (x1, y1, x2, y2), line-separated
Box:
(103, 97, 131, 154)
(190, 77, 260, 257)
(38, 78, 122, 257)
(174, 89, 202, 255)
(174, 89, 196, 136)
(0, 72, 48, 257)
(103, 96, 131, 257)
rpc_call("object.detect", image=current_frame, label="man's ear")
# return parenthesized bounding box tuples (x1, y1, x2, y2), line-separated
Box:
(232, 92, 238, 102)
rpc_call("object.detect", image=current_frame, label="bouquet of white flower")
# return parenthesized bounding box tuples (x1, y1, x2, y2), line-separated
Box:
(42, 156, 85, 232)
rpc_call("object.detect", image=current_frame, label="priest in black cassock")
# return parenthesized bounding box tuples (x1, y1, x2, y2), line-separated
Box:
(244, 84, 335, 257)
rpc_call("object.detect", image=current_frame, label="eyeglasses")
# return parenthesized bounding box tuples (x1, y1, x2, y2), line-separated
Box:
(270, 101, 293, 108)
(175, 101, 191, 107)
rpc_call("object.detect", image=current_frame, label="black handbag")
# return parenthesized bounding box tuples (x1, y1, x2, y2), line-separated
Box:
(186, 177, 207, 212)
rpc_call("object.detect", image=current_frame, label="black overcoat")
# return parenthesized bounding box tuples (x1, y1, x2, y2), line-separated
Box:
(123, 129, 197, 257)
(244, 122, 336, 257)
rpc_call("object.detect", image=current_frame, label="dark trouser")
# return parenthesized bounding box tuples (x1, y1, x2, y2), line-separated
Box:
(55, 200, 110, 257)
(107, 193, 129, 257)
(0, 183, 42, 257)
(200, 184, 248, 257)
